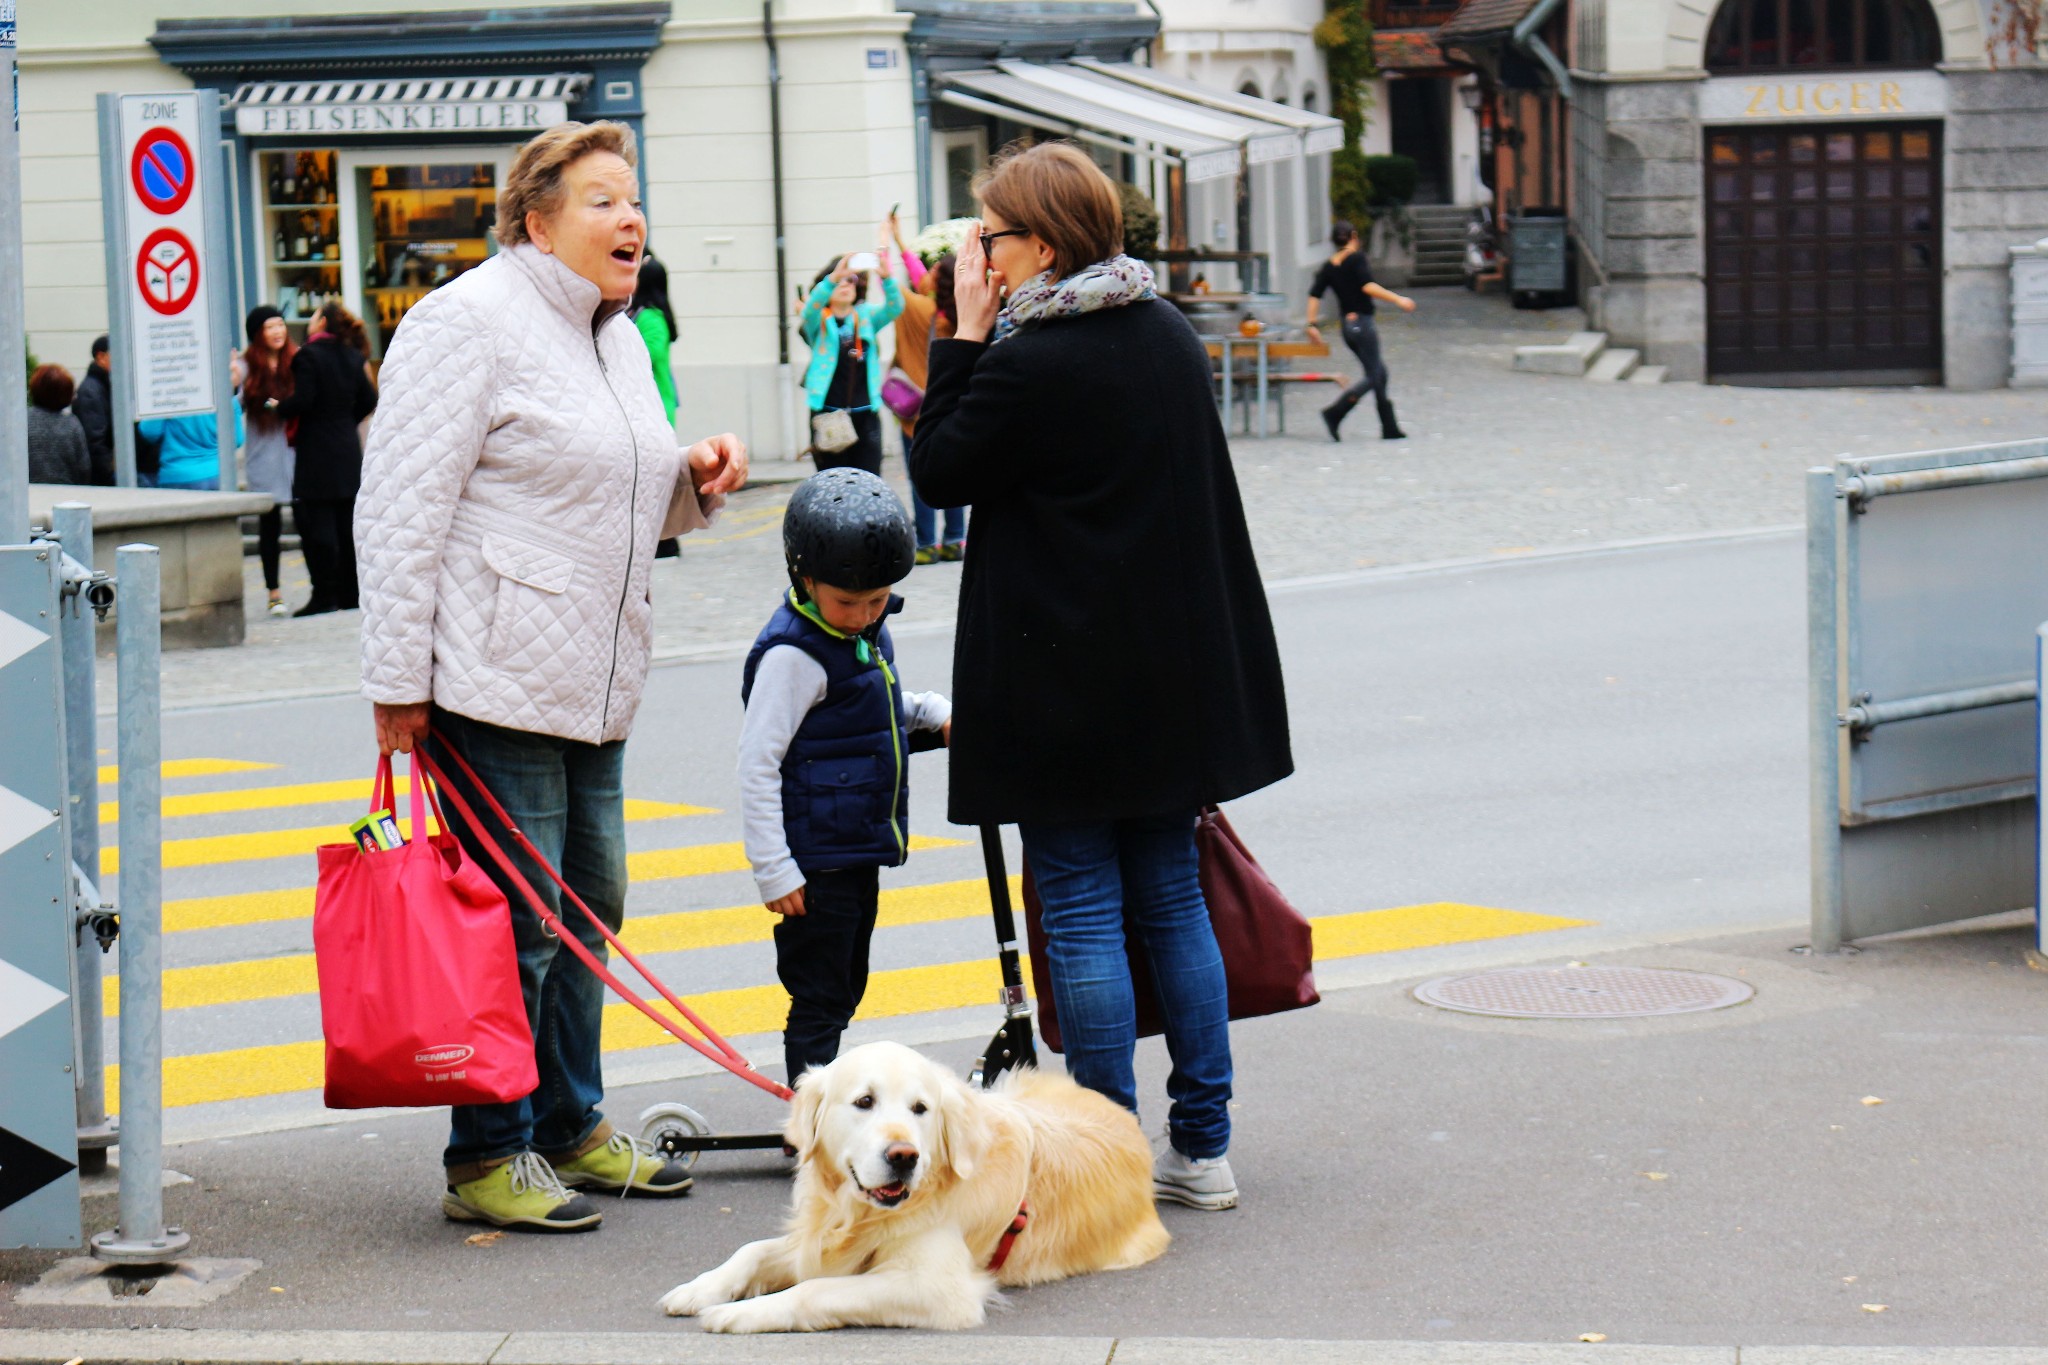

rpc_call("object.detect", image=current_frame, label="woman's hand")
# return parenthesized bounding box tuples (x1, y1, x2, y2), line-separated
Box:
(374, 702, 431, 756)
(1396, 294, 1418, 313)
(766, 887, 806, 918)
(687, 433, 749, 496)
(942, 719, 952, 748)
(952, 223, 1003, 344)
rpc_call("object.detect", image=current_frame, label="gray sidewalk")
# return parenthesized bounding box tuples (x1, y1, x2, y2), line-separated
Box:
(6, 916, 2047, 1353)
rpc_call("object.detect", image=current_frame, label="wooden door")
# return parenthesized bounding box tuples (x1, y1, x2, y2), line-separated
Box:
(1705, 122, 1941, 384)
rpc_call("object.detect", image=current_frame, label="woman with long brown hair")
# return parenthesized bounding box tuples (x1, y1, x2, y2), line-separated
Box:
(241, 306, 296, 617)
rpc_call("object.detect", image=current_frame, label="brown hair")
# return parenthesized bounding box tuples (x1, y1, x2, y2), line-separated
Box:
(496, 120, 639, 247)
(29, 363, 74, 412)
(314, 301, 370, 357)
(971, 141, 1123, 281)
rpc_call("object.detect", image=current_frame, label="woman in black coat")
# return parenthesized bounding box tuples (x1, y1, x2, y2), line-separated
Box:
(276, 302, 378, 616)
(909, 143, 1290, 1211)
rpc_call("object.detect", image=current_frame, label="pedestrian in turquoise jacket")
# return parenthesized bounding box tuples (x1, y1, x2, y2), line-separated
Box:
(139, 406, 243, 491)
(799, 226, 903, 475)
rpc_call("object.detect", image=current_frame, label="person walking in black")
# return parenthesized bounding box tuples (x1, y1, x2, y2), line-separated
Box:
(72, 336, 116, 486)
(1305, 220, 1416, 441)
(277, 302, 377, 616)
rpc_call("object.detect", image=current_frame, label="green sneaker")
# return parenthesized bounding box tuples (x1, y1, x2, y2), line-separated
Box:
(938, 540, 966, 562)
(553, 1131, 693, 1197)
(442, 1151, 602, 1232)
(915, 545, 941, 566)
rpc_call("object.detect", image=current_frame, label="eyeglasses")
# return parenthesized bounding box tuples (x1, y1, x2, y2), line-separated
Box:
(978, 227, 1030, 258)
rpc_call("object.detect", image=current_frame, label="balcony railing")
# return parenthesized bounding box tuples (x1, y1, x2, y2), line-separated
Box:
(1374, 1, 1463, 29)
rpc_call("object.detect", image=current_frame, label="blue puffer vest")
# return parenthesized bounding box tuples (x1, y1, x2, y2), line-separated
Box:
(741, 591, 909, 873)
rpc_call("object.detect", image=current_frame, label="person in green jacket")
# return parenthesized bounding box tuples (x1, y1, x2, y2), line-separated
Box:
(632, 252, 679, 425)
(633, 252, 683, 557)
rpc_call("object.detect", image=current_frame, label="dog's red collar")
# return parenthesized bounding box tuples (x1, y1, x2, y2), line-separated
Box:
(987, 1199, 1030, 1273)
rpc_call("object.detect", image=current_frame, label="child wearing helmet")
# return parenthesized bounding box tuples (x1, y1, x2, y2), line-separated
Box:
(739, 469, 952, 1083)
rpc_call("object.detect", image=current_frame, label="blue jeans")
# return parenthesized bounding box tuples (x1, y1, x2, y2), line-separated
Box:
(1019, 812, 1232, 1159)
(157, 476, 220, 491)
(425, 706, 628, 1178)
(912, 484, 965, 549)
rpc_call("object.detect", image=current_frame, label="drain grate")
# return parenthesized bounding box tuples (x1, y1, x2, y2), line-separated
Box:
(1412, 965, 1754, 1019)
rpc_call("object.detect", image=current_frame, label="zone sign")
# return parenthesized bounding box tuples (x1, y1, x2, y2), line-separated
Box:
(117, 94, 218, 418)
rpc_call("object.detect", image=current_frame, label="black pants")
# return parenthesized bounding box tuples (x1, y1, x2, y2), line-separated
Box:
(295, 497, 359, 610)
(257, 506, 284, 592)
(814, 410, 883, 477)
(773, 866, 880, 1083)
(1339, 316, 1391, 405)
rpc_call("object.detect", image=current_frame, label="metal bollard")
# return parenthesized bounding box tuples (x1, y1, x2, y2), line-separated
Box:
(90, 544, 188, 1265)
(51, 503, 116, 1174)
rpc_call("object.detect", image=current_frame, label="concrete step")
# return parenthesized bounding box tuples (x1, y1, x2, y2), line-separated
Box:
(1629, 363, 1668, 385)
(1513, 330, 1607, 376)
(1585, 346, 1641, 383)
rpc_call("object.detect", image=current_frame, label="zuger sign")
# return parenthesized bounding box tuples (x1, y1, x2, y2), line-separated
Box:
(235, 98, 568, 135)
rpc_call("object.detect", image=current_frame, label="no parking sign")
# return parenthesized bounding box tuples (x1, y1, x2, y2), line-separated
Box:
(113, 94, 217, 418)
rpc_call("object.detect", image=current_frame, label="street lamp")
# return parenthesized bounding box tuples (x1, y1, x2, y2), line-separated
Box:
(1459, 83, 1484, 113)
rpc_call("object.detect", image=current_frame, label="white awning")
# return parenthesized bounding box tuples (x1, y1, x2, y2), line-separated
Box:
(228, 74, 589, 136)
(941, 67, 1242, 182)
(936, 60, 1342, 184)
(1072, 58, 1347, 157)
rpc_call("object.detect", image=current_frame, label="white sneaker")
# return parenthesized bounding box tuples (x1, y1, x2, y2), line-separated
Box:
(1152, 1145, 1238, 1210)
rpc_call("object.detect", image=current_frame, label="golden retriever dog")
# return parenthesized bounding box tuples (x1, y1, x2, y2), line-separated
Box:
(658, 1040, 1169, 1332)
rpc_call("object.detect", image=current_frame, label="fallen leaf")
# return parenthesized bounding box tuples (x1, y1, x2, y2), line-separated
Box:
(1639, 1171, 1670, 1181)
(465, 1231, 507, 1247)
(269, 1286, 285, 1293)
(1861, 1096, 1885, 1106)
(1578, 1333, 1608, 1343)
(1862, 1304, 1888, 1313)
(1843, 1276, 1858, 1283)
(62, 1357, 84, 1365)
(1830, 1125, 1844, 1131)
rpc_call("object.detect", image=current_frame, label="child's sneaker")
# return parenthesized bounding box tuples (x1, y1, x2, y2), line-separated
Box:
(442, 1151, 602, 1231)
(552, 1131, 693, 1197)
(1153, 1145, 1238, 1210)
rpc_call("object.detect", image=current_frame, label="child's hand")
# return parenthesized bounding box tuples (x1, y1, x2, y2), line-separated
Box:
(766, 887, 806, 917)
(942, 720, 952, 748)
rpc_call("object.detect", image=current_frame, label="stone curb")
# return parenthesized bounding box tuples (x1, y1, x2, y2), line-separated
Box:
(2, 1330, 2042, 1365)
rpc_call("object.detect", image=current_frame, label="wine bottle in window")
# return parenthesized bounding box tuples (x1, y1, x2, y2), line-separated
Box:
(268, 157, 284, 203)
(274, 227, 288, 261)
(282, 159, 298, 202)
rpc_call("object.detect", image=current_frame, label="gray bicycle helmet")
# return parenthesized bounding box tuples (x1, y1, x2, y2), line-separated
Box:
(783, 468, 916, 601)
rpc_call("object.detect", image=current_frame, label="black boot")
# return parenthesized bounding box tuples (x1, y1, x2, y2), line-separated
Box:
(1320, 394, 1358, 442)
(1376, 395, 1407, 440)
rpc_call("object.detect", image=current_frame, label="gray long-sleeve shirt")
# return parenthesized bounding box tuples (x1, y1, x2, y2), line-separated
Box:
(738, 643, 950, 903)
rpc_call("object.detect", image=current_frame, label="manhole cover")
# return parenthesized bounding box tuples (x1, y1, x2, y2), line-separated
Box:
(1412, 965, 1754, 1019)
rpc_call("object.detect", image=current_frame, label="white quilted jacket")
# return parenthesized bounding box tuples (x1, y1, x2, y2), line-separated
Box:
(355, 243, 719, 744)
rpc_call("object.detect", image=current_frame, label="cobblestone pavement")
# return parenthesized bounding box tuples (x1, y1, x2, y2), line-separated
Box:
(133, 288, 2045, 711)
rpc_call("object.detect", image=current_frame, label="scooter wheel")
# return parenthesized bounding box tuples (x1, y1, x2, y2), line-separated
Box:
(638, 1101, 713, 1168)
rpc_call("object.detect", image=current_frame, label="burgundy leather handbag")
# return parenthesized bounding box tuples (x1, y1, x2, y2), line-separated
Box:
(1022, 806, 1319, 1053)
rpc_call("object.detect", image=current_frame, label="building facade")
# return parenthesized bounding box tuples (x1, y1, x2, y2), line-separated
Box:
(20, 0, 1341, 461)
(1570, 0, 2048, 387)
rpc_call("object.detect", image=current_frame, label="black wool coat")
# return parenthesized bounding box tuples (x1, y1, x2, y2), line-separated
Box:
(277, 335, 377, 501)
(909, 296, 1292, 826)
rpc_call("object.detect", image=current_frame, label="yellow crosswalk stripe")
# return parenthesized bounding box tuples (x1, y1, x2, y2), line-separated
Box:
(121, 876, 1015, 1015)
(116, 901, 1586, 1110)
(98, 759, 276, 784)
(160, 834, 966, 932)
(101, 799, 728, 875)
(102, 776, 719, 825)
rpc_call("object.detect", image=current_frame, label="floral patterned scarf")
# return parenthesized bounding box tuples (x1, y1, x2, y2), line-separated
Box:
(990, 254, 1157, 345)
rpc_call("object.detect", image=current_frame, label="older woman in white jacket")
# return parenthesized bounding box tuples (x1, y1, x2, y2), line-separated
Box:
(355, 121, 746, 1234)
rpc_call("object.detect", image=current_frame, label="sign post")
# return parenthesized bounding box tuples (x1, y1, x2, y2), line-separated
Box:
(1, 0, 27, 539)
(96, 91, 236, 486)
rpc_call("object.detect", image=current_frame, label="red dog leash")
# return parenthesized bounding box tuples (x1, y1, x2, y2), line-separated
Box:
(415, 742, 796, 1104)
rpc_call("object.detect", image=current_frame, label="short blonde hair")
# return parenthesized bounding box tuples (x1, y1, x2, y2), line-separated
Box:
(496, 120, 639, 247)
(972, 141, 1123, 281)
